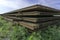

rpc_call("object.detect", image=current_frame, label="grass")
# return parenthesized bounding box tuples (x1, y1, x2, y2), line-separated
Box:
(0, 16, 60, 40)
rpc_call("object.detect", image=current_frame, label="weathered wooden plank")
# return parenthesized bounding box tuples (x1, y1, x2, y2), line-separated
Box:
(3, 16, 60, 23)
(3, 11, 60, 16)
(21, 17, 60, 23)
(2, 15, 60, 30)
(3, 11, 39, 16)
(3, 11, 21, 15)
(19, 21, 39, 30)
(38, 20, 60, 29)
(39, 12, 60, 15)
(4, 13, 22, 16)
(2, 16, 50, 22)
(22, 11, 59, 15)
(8, 11, 59, 16)
(3, 17, 13, 21)
(22, 11, 40, 15)
(18, 20, 60, 30)
(5, 16, 22, 20)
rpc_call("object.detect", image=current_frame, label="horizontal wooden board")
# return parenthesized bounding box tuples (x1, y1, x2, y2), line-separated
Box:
(4, 11, 39, 16)
(3, 11, 60, 16)
(19, 21, 39, 30)
(5, 14, 22, 16)
(5, 16, 22, 20)
(38, 20, 60, 29)
(3, 16, 60, 23)
(3, 17, 13, 21)
(40, 12, 60, 15)
(22, 11, 58, 15)
(18, 20, 60, 30)
(22, 11, 40, 15)
(2, 16, 60, 30)
(4, 12, 18, 15)
(21, 17, 60, 23)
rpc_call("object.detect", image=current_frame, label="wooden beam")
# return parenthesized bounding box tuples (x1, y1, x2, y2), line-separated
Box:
(4, 11, 60, 16)
(18, 20, 60, 30)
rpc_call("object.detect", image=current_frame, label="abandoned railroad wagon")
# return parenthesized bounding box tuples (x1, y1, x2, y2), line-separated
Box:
(2, 4, 60, 30)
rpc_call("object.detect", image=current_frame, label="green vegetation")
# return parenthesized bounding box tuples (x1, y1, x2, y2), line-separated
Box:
(0, 16, 60, 40)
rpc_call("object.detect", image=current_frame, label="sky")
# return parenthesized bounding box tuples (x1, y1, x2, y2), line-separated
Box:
(0, 0, 60, 14)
